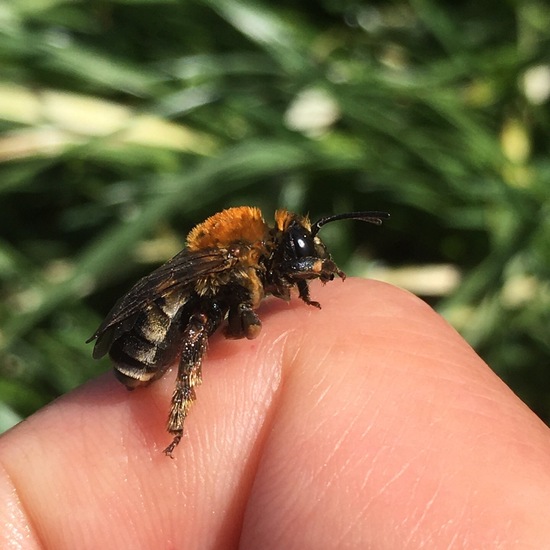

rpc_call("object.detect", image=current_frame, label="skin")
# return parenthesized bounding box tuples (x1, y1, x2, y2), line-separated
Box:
(1, 279, 550, 549)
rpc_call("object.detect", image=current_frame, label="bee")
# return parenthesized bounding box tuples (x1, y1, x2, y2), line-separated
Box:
(87, 206, 389, 456)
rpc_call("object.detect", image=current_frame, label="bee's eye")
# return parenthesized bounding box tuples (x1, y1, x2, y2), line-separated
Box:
(288, 224, 315, 258)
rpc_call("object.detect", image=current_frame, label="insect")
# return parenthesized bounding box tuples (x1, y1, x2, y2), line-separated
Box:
(87, 206, 389, 456)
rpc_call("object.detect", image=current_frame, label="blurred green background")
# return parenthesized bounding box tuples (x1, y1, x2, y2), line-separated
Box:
(1, 0, 549, 433)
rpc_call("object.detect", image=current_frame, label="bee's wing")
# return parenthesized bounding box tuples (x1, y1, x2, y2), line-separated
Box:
(87, 247, 236, 356)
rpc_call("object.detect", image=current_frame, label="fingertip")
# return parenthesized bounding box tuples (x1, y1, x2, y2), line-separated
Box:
(239, 278, 550, 549)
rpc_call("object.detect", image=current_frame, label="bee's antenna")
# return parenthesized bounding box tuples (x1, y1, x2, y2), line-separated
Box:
(311, 211, 390, 236)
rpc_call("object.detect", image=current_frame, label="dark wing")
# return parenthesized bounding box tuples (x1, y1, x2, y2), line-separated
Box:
(87, 247, 236, 354)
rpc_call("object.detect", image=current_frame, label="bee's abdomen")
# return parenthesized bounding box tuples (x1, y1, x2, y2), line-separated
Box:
(109, 298, 185, 389)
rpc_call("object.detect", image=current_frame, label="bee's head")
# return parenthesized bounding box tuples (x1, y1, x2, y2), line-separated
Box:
(281, 210, 390, 261)
(267, 209, 389, 302)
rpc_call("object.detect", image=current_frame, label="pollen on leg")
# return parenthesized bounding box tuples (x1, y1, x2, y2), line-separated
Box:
(312, 259, 324, 273)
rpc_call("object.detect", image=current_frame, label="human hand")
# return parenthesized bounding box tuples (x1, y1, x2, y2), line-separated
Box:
(1, 279, 550, 549)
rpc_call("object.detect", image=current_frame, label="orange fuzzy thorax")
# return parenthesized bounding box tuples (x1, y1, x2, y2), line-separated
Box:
(186, 206, 268, 251)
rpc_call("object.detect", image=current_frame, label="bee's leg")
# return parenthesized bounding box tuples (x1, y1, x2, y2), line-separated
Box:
(164, 307, 222, 457)
(296, 280, 321, 309)
(225, 302, 262, 340)
(276, 257, 346, 308)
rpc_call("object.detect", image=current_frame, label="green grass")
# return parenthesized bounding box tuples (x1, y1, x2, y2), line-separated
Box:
(1, 0, 550, 430)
